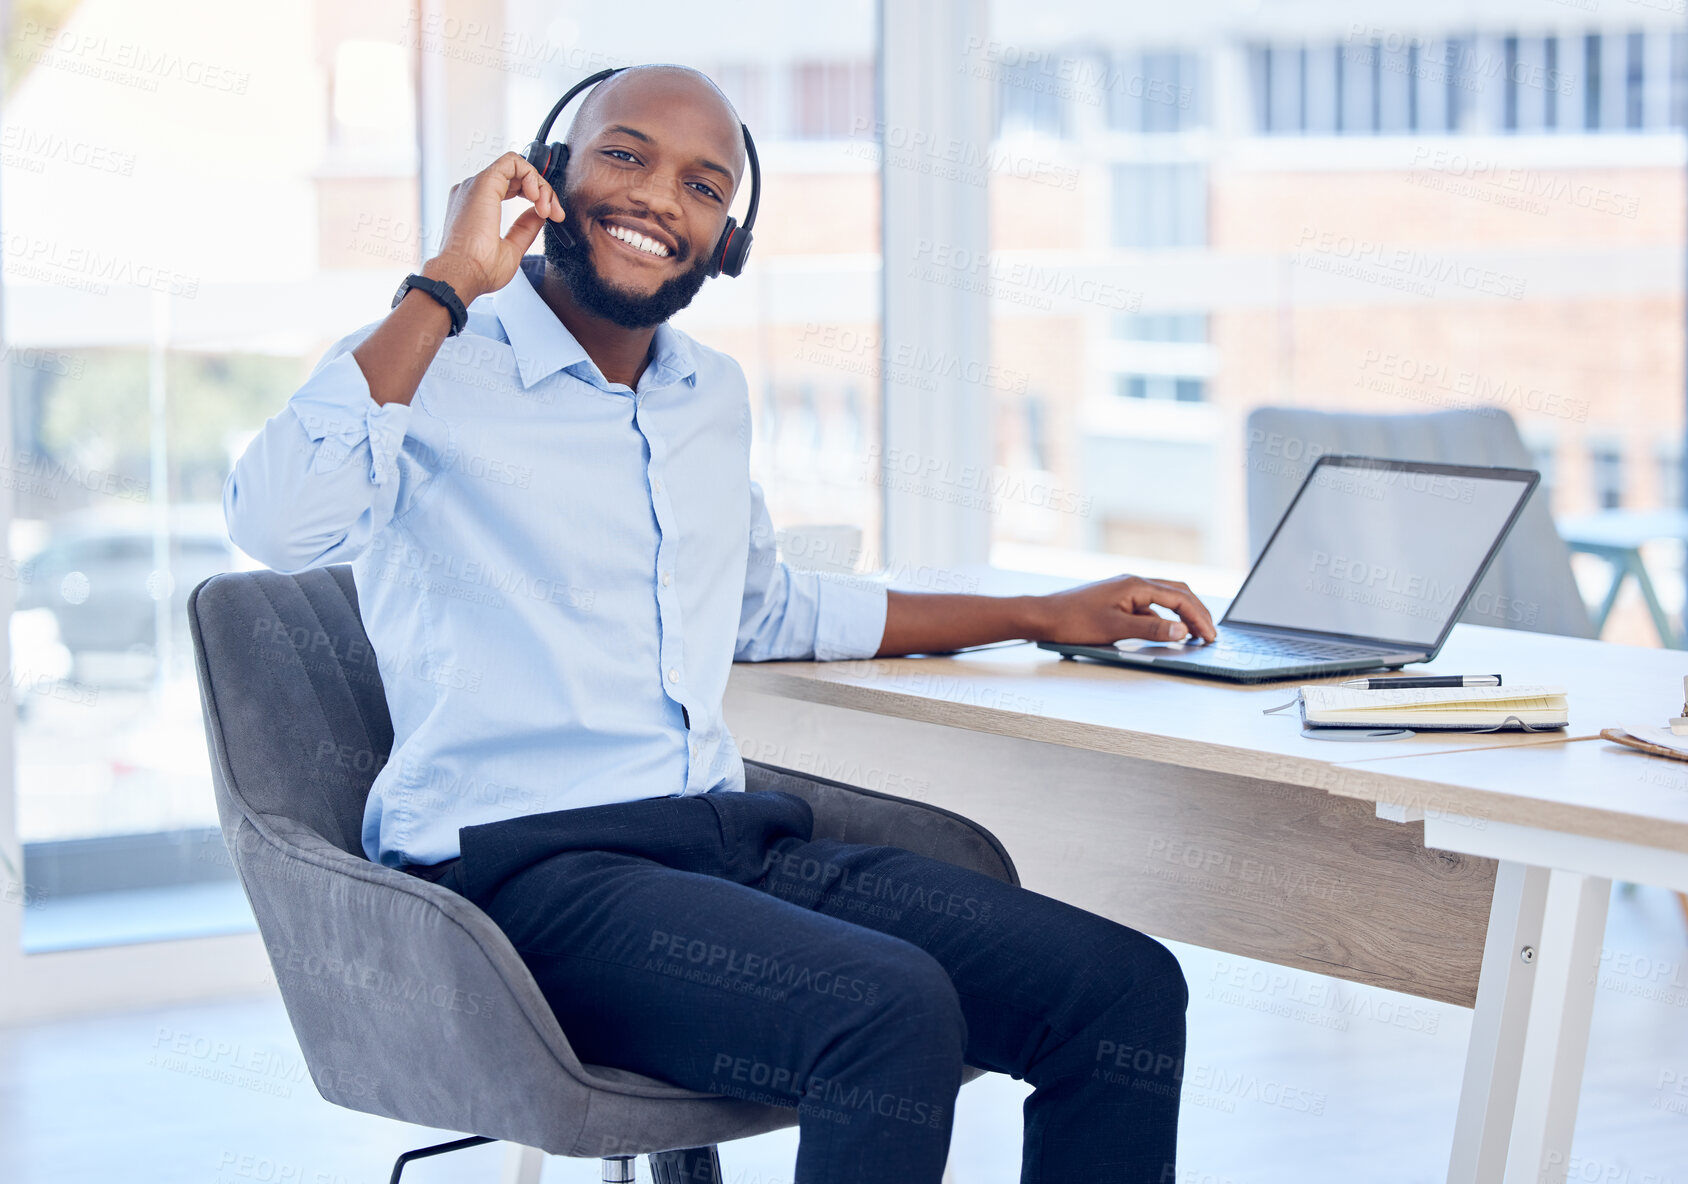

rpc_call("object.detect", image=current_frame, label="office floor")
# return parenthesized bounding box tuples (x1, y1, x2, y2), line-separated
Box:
(2, 884, 1685, 1184)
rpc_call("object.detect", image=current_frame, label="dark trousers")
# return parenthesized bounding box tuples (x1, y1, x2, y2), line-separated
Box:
(410, 784, 1186, 1183)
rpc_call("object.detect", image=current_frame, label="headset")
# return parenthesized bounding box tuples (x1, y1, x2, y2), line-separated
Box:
(523, 66, 760, 279)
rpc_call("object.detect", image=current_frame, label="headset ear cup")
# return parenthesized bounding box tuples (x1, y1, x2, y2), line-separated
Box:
(722, 224, 752, 277)
(708, 218, 736, 278)
(543, 143, 569, 193)
(713, 218, 752, 278)
(522, 140, 566, 191)
(532, 143, 573, 248)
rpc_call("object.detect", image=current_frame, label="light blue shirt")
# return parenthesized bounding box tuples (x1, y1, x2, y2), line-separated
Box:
(224, 256, 888, 868)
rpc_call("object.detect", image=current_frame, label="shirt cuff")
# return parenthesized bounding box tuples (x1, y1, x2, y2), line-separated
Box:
(812, 573, 888, 661)
(289, 348, 414, 485)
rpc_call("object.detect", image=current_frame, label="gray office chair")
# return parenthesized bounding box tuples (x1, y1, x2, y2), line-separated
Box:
(187, 565, 1018, 1183)
(1244, 407, 1596, 638)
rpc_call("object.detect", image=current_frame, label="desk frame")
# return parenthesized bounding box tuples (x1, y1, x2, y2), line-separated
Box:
(1409, 812, 1688, 1184)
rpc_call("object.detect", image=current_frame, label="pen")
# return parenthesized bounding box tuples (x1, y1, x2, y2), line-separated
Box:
(1340, 675, 1502, 690)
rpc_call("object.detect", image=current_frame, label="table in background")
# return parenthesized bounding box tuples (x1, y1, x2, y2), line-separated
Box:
(1556, 508, 1688, 648)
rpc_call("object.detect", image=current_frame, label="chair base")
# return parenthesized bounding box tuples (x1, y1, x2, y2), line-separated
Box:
(388, 1135, 493, 1183)
(604, 1146, 722, 1183)
(649, 1146, 723, 1184)
(387, 1138, 721, 1184)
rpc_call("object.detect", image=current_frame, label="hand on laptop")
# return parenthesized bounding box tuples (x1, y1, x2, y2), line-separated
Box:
(1034, 575, 1217, 646)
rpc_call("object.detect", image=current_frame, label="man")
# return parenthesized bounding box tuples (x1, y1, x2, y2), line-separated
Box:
(226, 63, 1213, 1184)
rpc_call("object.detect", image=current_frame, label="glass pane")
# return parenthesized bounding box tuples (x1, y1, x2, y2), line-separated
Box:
(986, 2, 1682, 642)
(4, 1, 419, 948)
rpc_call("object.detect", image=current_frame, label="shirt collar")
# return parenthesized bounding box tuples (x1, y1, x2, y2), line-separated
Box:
(495, 256, 699, 392)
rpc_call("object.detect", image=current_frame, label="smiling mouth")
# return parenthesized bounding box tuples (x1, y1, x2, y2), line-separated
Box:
(597, 219, 674, 261)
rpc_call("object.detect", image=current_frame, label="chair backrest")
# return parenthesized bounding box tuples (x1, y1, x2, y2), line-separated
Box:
(190, 565, 392, 856)
(1243, 407, 1595, 639)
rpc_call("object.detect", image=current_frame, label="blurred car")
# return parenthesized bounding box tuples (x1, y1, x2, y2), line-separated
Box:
(15, 504, 238, 663)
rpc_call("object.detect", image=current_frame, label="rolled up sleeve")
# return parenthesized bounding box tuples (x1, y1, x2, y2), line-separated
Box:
(291, 348, 414, 485)
(735, 481, 886, 662)
(224, 324, 417, 573)
(810, 571, 889, 660)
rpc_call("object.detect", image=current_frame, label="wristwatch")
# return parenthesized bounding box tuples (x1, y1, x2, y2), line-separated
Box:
(392, 273, 468, 337)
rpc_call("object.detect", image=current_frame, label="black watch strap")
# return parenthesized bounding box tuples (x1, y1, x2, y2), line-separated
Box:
(392, 273, 468, 337)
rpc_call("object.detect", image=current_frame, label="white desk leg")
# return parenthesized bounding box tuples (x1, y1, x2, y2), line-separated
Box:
(502, 1143, 544, 1184)
(1503, 871, 1609, 1184)
(1448, 860, 1550, 1184)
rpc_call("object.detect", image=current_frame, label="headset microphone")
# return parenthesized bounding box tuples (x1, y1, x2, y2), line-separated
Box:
(522, 66, 760, 278)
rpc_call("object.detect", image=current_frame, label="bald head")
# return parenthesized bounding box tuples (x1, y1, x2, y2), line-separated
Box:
(565, 65, 746, 192)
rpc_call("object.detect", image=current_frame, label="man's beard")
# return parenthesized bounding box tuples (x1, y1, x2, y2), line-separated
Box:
(543, 196, 714, 329)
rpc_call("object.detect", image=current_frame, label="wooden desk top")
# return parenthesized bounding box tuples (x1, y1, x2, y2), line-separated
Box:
(1330, 738, 1688, 850)
(728, 567, 1688, 852)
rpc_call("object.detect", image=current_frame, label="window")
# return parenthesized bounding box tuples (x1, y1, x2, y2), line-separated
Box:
(1024, 394, 1049, 470)
(993, 51, 1088, 139)
(1673, 31, 1688, 129)
(1378, 38, 1413, 133)
(1340, 39, 1377, 134)
(1586, 34, 1603, 130)
(1111, 163, 1207, 249)
(1504, 37, 1519, 132)
(1264, 45, 1304, 133)
(1626, 31, 1646, 130)
(1114, 313, 1209, 343)
(1657, 445, 1683, 510)
(3, 2, 419, 954)
(1117, 375, 1207, 402)
(1591, 445, 1625, 510)
(794, 60, 874, 140)
(712, 63, 768, 132)
(1247, 29, 1679, 138)
(1105, 51, 1202, 135)
(1111, 314, 1211, 404)
(1305, 45, 1337, 134)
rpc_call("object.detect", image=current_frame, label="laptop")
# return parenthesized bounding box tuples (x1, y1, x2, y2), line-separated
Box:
(1037, 455, 1540, 683)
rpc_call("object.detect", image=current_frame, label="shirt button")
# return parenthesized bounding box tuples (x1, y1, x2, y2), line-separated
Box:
(667, 668, 679, 683)
(661, 572, 673, 587)
(652, 479, 664, 494)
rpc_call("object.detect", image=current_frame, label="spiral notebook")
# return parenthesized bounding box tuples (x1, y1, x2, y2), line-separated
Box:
(1298, 684, 1569, 731)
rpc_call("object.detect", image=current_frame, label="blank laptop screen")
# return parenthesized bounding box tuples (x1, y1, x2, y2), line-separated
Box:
(1225, 462, 1534, 648)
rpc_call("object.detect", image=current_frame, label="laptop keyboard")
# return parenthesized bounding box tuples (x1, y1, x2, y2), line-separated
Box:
(1204, 633, 1382, 662)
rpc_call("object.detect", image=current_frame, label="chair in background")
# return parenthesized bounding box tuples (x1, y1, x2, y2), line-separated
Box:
(1243, 407, 1596, 639)
(188, 565, 1018, 1184)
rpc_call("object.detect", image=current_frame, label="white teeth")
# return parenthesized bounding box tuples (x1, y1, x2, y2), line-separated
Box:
(605, 223, 669, 257)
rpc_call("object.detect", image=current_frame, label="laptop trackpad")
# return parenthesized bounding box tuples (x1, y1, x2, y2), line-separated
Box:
(1113, 638, 1209, 662)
